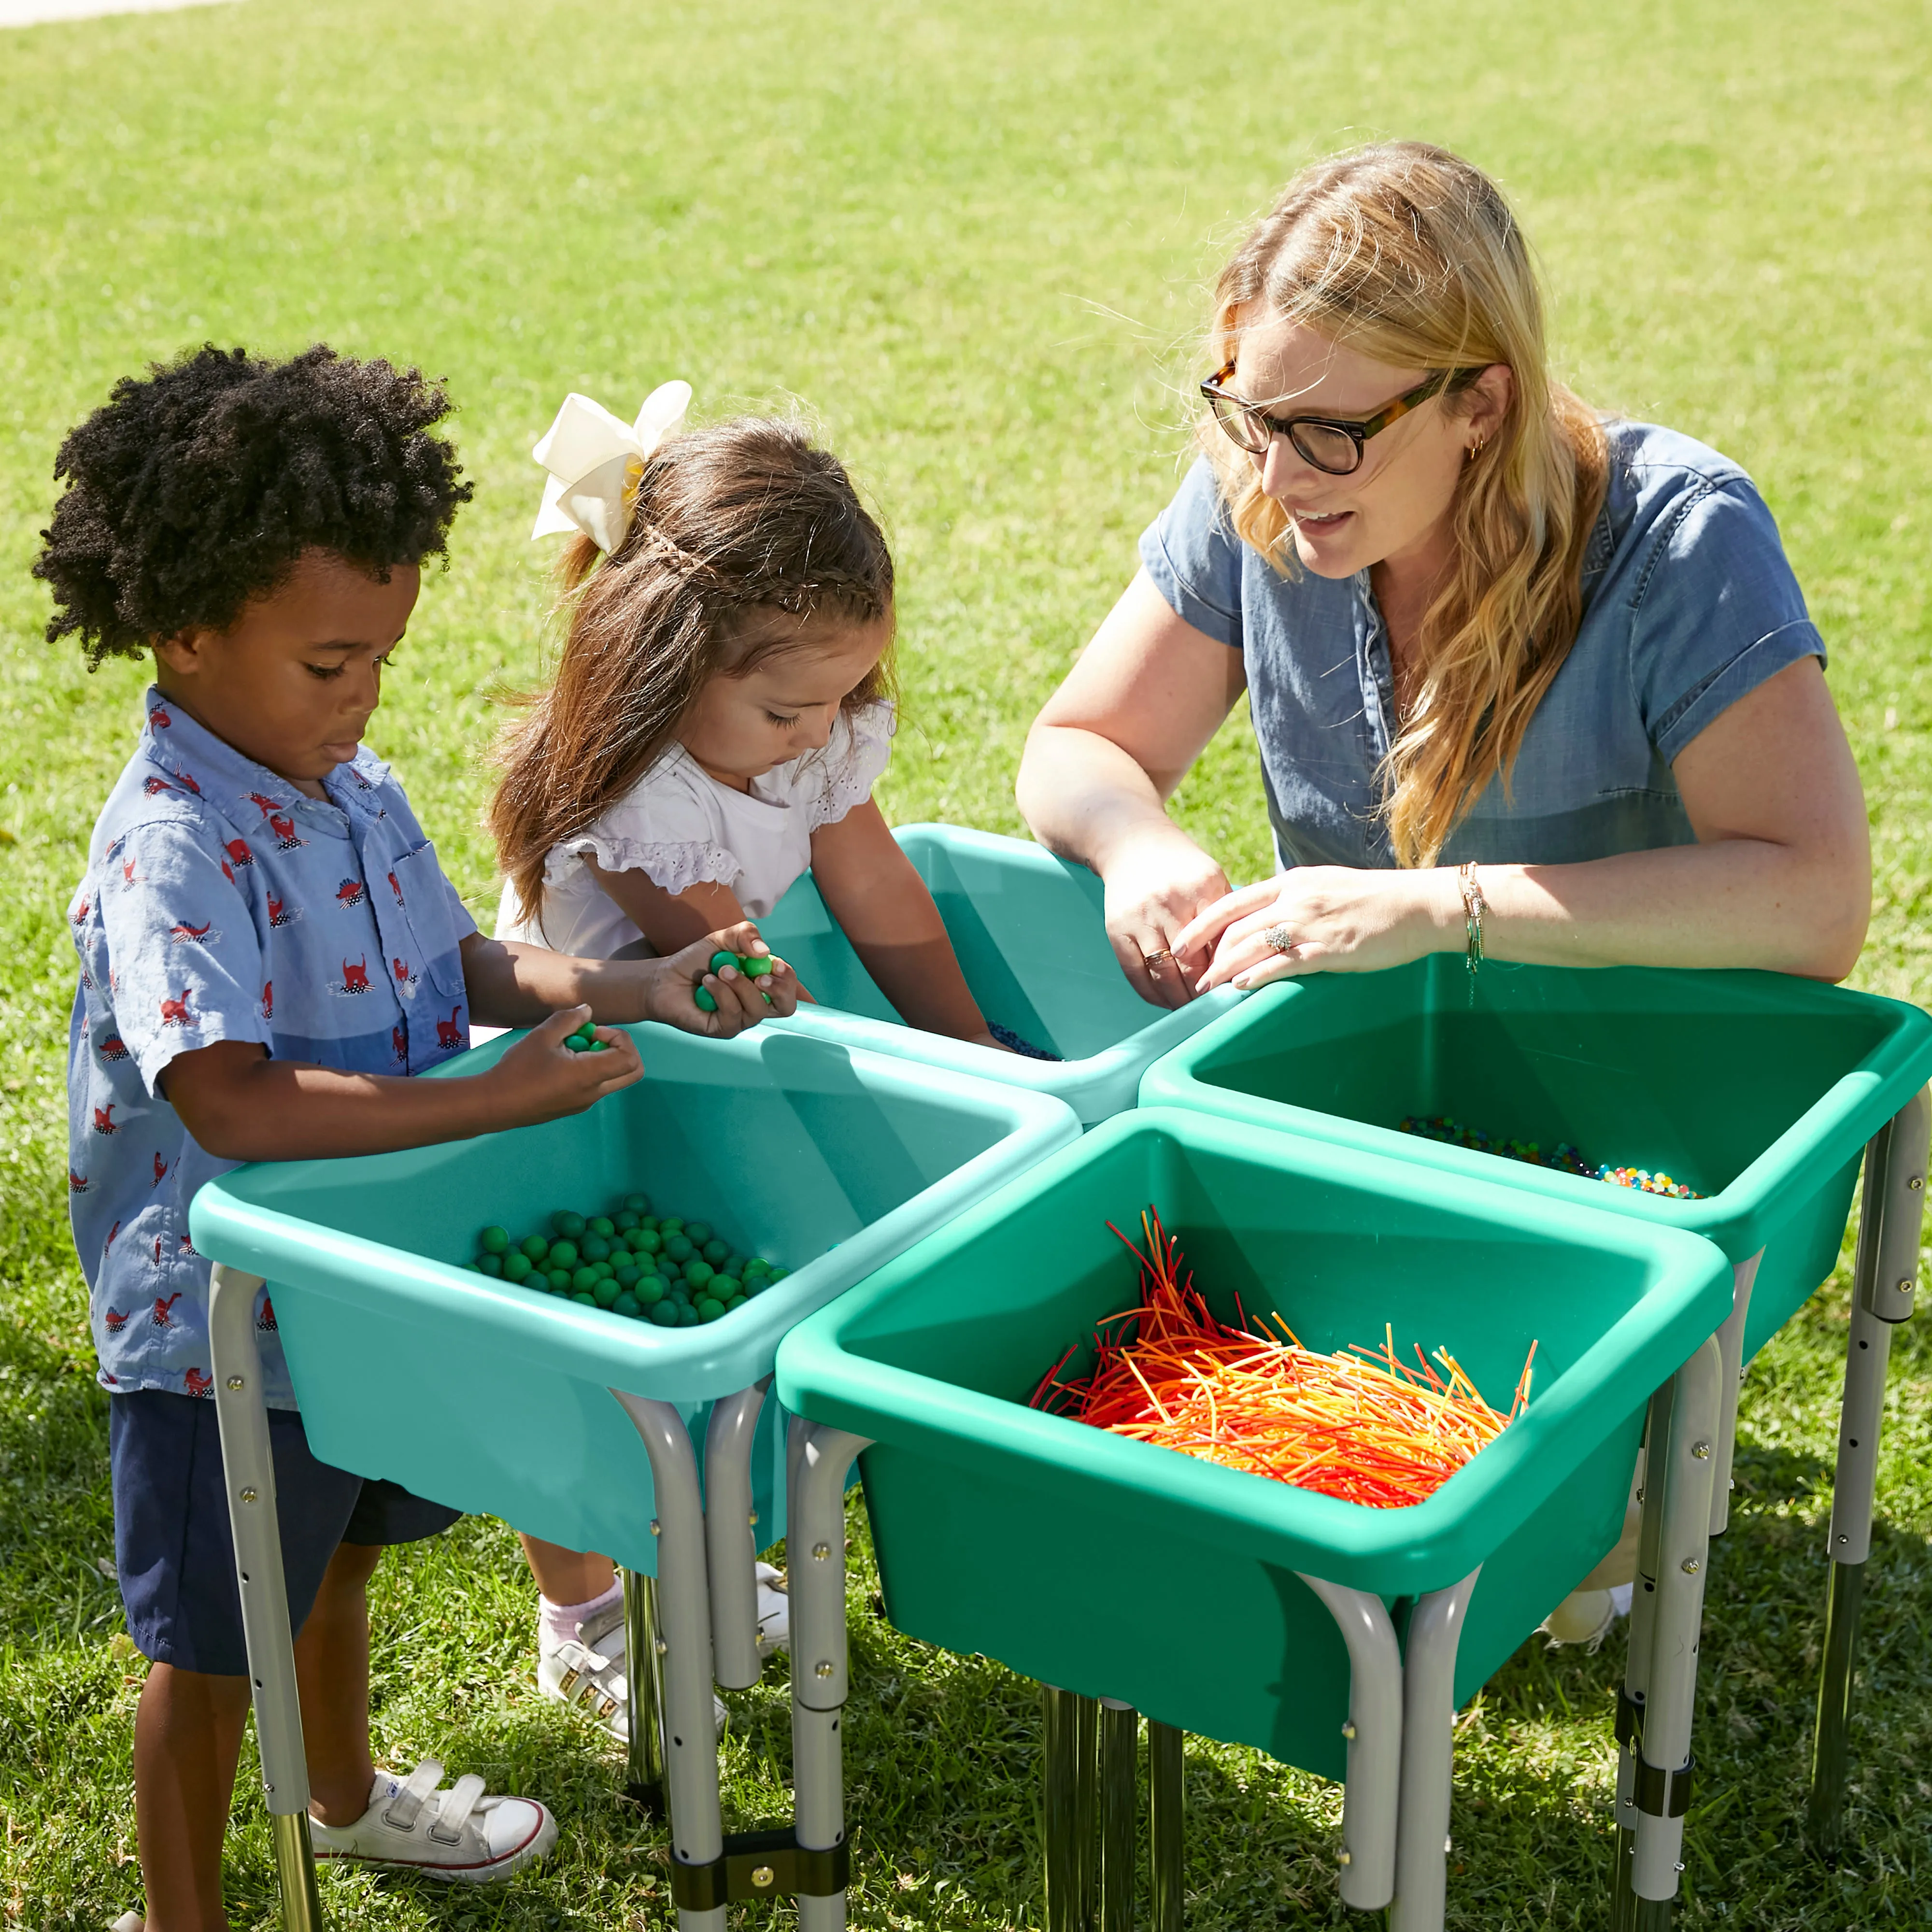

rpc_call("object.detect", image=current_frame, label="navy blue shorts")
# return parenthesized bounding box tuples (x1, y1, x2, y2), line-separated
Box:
(109, 1389, 461, 1677)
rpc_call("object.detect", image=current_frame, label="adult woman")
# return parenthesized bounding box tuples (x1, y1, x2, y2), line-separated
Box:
(1017, 142, 1869, 1005)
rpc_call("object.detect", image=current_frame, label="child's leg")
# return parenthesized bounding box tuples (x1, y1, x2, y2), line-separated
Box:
(520, 1534, 616, 1608)
(293, 1540, 384, 1825)
(132, 1662, 253, 1932)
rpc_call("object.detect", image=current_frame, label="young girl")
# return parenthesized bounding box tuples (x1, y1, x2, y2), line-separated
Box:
(488, 391, 1009, 1734)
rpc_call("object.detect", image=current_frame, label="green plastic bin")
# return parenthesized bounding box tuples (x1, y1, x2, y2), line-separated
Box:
(775, 1107, 1731, 1776)
(1139, 958, 1932, 1359)
(188, 1024, 1080, 1575)
(759, 824, 1237, 1124)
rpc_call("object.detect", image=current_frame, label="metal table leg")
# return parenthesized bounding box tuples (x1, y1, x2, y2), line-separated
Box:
(613, 1392, 724, 1932)
(1096, 1700, 1136, 1932)
(1388, 1568, 1481, 1932)
(1298, 1574, 1403, 1911)
(789, 1422, 870, 1932)
(1629, 1337, 1723, 1922)
(1808, 1087, 1930, 1853)
(622, 1568, 668, 1814)
(1147, 1720, 1184, 1932)
(1612, 1391, 1667, 1932)
(703, 1381, 768, 1691)
(1708, 1253, 1760, 1539)
(208, 1263, 325, 1932)
(1041, 1686, 1094, 1932)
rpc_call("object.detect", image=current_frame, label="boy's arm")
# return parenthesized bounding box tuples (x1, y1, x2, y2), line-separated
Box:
(460, 922, 798, 1030)
(808, 802, 995, 1043)
(162, 1010, 639, 1162)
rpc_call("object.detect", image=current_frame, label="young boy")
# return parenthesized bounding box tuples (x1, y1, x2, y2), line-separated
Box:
(37, 344, 794, 1931)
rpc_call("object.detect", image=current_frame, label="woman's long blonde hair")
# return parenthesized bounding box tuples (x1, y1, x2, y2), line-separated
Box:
(1206, 142, 1607, 867)
(489, 417, 896, 930)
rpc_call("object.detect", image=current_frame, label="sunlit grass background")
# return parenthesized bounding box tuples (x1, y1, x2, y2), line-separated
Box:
(2, 1, 1930, 1926)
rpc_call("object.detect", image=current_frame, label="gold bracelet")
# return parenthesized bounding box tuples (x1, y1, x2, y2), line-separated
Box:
(1458, 861, 1486, 976)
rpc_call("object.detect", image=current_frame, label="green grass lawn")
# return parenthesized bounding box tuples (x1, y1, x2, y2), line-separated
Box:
(2, 0, 1931, 1925)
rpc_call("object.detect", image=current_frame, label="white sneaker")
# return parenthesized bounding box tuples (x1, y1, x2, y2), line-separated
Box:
(1541, 1581, 1634, 1651)
(539, 1592, 729, 1743)
(755, 1561, 789, 1657)
(309, 1762, 556, 1882)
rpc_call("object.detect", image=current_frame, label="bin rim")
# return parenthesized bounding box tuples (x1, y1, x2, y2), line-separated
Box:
(1137, 966, 1932, 1260)
(776, 1105, 1734, 1597)
(188, 1023, 1082, 1403)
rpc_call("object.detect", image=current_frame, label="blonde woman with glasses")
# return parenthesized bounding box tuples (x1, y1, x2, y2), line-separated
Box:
(1017, 140, 1870, 1644)
(1018, 141, 1868, 1013)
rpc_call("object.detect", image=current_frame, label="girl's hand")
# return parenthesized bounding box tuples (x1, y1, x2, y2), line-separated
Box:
(485, 1006, 645, 1122)
(1183, 867, 1460, 991)
(641, 924, 800, 1035)
(1100, 827, 1234, 1009)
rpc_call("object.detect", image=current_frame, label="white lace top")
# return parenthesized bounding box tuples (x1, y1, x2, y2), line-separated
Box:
(496, 701, 895, 959)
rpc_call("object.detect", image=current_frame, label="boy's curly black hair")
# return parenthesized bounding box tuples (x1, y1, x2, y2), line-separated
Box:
(34, 343, 475, 667)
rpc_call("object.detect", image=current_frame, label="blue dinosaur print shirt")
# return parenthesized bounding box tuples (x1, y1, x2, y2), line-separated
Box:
(66, 689, 477, 1408)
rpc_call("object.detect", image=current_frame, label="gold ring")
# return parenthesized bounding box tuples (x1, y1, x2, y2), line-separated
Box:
(1142, 948, 1174, 966)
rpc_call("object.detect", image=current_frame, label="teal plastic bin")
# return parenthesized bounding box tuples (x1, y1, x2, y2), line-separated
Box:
(1139, 958, 1932, 1359)
(776, 1107, 1731, 1776)
(759, 824, 1236, 1124)
(189, 1024, 1080, 1574)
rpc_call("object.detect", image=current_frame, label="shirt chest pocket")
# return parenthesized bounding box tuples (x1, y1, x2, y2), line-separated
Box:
(385, 843, 468, 1000)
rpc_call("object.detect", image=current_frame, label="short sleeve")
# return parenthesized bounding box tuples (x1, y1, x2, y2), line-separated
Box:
(552, 758, 743, 899)
(1631, 479, 1826, 764)
(1137, 457, 1246, 650)
(804, 702, 895, 832)
(96, 820, 269, 1094)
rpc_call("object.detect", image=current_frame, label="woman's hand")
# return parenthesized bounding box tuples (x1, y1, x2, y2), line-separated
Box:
(1101, 826, 1235, 1009)
(636, 923, 800, 1035)
(1181, 867, 1459, 991)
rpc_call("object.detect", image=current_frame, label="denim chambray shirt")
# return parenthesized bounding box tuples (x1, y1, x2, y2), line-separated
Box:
(1139, 421, 1826, 870)
(66, 690, 477, 1408)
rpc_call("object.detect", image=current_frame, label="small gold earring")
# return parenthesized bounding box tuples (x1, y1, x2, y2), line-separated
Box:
(1467, 438, 1486, 461)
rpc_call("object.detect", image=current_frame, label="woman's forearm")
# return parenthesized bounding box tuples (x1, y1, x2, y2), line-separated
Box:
(1474, 835, 1870, 980)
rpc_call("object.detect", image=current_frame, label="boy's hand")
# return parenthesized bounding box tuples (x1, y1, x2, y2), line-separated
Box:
(485, 1006, 644, 1123)
(642, 925, 800, 1036)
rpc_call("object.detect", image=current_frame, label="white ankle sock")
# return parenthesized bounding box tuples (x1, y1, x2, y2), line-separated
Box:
(538, 1578, 622, 1652)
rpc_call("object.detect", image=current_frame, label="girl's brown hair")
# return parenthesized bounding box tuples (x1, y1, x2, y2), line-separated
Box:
(490, 416, 896, 928)
(1205, 141, 1608, 867)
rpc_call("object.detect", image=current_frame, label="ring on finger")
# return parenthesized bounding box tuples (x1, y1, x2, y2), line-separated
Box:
(1142, 947, 1174, 967)
(1263, 923, 1294, 955)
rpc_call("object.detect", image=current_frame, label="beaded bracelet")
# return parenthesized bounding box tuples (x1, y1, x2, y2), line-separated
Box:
(1458, 861, 1487, 976)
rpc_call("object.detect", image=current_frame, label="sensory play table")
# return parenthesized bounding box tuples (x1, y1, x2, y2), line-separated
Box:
(759, 823, 1238, 1125)
(776, 1105, 1738, 1932)
(188, 1021, 1079, 1931)
(1138, 957, 1932, 1920)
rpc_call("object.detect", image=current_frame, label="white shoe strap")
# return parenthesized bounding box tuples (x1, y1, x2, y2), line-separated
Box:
(381, 1758, 445, 1830)
(427, 1773, 487, 1845)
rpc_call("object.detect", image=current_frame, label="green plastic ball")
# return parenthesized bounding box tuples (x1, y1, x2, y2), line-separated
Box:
(613, 1292, 642, 1319)
(480, 1226, 509, 1254)
(521, 1235, 550, 1263)
(571, 1265, 599, 1294)
(504, 1253, 533, 1283)
(614, 1210, 639, 1233)
(553, 1210, 586, 1239)
(683, 1259, 713, 1290)
(725, 1295, 748, 1312)
(741, 952, 773, 978)
(547, 1269, 571, 1293)
(592, 1276, 621, 1308)
(679, 1302, 702, 1326)
(710, 1273, 741, 1301)
(708, 949, 739, 976)
(649, 1300, 680, 1327)
(631, 1228, 661, 1255)
(664, 1234, 694, 1263)
(701, 1238, 728, 1266)
(547, 1239, 579, 1270)
(622, 1192, 651, 1214)
(635, 1274, 666, 1306)
(475, 1251, 503, 1277)
(693, 986, 718, 1013)
(614, 1264, 640, 1289)
(588, 1215, 615, 1237)
(696, 1297, 724, 1322)
(658, 1216, 683, 1234)
(572, 1292, 597, 1307)
(685, 1220, 712, 1246)
(564, 1034, 586, 1052)
(581, 1234, 611, 1263)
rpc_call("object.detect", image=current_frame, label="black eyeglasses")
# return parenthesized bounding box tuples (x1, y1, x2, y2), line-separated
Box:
(1200, 363, 1483, 475)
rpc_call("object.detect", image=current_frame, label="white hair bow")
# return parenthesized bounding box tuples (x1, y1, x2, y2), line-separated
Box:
(529, 380, 693, 553)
